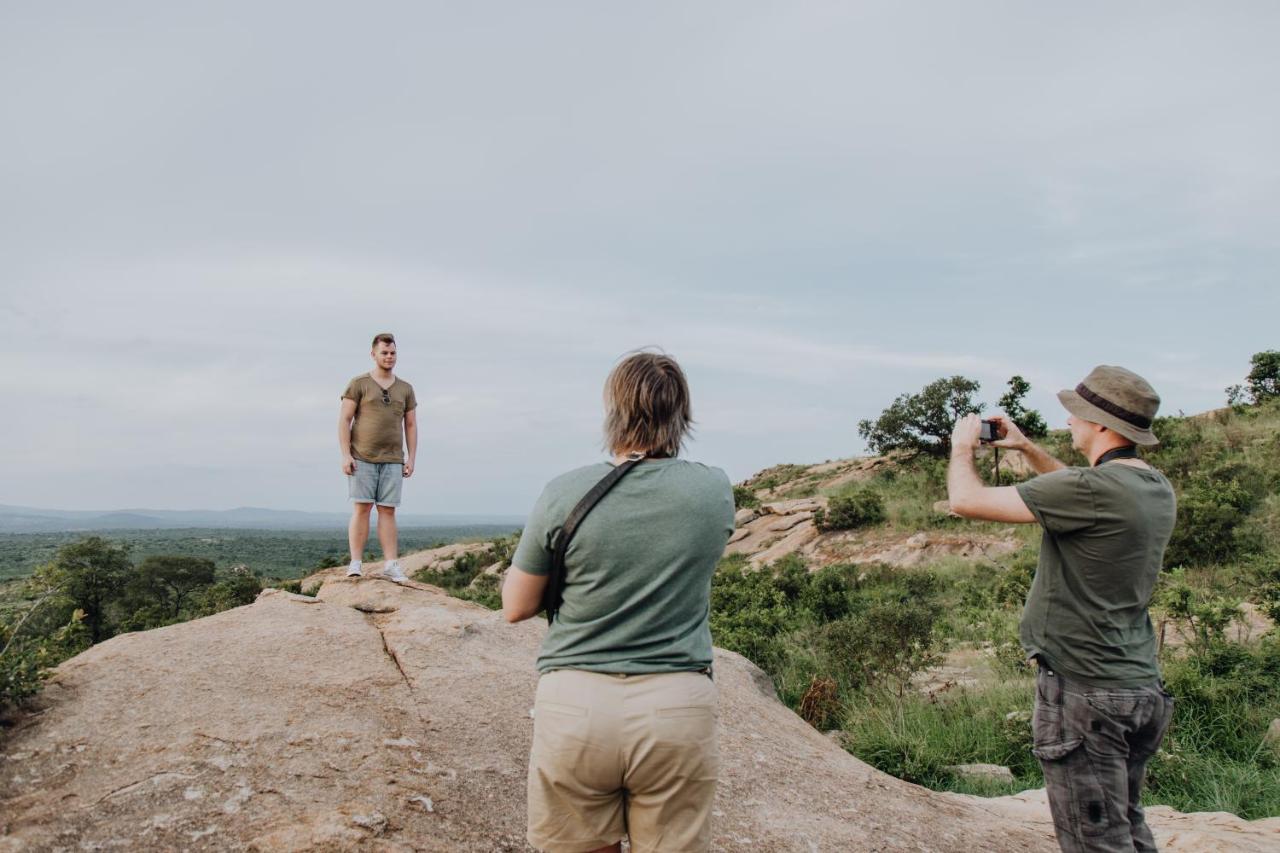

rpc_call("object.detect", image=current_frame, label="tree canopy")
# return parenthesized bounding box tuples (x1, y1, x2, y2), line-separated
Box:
(858, 376, 983, 458)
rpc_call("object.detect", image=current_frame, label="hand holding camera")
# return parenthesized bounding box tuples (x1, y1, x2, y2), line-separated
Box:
(981, 415, 1030, 451)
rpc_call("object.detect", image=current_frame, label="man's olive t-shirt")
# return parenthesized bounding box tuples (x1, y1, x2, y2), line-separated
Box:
(341, 374, 416, 464)
(1015, 463, 1176, 687)
(512, 458, 734, 674)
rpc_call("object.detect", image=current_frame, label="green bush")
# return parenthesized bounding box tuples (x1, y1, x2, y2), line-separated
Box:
(455, 573, 502, 610)
(733, 485, 761, 511)
(815, 488, 886, 532)
(1147, 636, 1280, 818)
(1166, 476, 1259, 567)
(709, 556, 797, 668)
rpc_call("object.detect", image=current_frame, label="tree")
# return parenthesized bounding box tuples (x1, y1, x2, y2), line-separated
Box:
(1245, 350, 1280, 403)
(31, 537, 132, 644)
(997, 375, 1048, 438)
(127, 556, 217, 619)
(858, 376, 983, 458)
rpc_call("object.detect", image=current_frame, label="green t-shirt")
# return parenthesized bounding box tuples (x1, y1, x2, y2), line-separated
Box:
(1015, 463, 1177, 687)
(512, 458, 734, 674)
(341, 374, 417, 464)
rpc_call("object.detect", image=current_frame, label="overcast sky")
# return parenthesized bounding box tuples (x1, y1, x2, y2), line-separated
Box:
(1, 2, 1276, 516)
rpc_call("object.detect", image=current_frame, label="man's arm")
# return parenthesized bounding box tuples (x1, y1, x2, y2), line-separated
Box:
(948, 414, 1036, 523)
(502, 566, 547, 623)
(338, 398, 357, 475)
(987, 415, 1065, 475)
(403, 409, 418, 478)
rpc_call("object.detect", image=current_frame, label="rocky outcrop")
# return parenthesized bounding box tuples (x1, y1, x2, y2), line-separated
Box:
(3, 577, 1278, 851)
(967, 788, 1280, 853)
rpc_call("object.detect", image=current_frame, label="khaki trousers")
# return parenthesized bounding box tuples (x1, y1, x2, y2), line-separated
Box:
(526, 669, 719, 853)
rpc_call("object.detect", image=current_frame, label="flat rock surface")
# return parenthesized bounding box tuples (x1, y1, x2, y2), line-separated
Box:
(2, 579, 1275, 851)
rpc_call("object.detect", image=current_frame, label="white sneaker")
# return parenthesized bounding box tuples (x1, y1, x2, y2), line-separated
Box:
(346, 561, 363, 578)
(382, 561, 407, 584)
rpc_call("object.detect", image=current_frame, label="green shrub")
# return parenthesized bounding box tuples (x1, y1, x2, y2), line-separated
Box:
(1166, 476, 1259, 567)
(815, 488, 886, 532)
(733, 485, 761, 511)
(456, 573, 502, 610)
(709, 556, 797, 668)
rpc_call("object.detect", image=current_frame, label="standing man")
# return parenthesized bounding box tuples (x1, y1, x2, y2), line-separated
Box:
(338, 333, 417, 583)
(946, 365, 1177, 853)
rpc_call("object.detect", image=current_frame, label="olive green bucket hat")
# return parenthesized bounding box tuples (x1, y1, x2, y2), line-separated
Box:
(1057, 365, 1161, 446)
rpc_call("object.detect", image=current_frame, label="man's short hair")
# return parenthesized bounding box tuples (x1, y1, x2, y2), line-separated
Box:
(603, 351, 693, 457)
(371, 332, 396, 349)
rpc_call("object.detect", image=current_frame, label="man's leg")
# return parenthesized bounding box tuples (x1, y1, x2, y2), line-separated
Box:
(349, 503, 373, 561)
(1126, 688, 1175, 852)
(377, 505, 399, 560)
(1033, 669, 1139, 853)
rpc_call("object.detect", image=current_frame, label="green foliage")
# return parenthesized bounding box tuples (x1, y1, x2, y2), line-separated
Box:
(0, 525, 520, 582)
(454, 573, 502, 610)
(126, 556, 217, 619)
(1250, 558, 1280, 624)
(31, 537, 132, 643)
(817, 584, 943, 694)
(1246, 350, 1280, 404)
(749, 464, 811, 493)
(733, 485, 761, 511)
(997, 375, 1048, 438)
(417, 535, 519, 611)
(1165, 474, 1260, 568)
(1154, 569, 1243, 658)
(1, 609, 91, 707)
(839, 682, 1041, 792)
(858, 376, 983, 458)
(189, 570, 264, 616)
(709, 555, 796, 668)
(1147, 636, 1280, 818)
(814, 488, 886, 532)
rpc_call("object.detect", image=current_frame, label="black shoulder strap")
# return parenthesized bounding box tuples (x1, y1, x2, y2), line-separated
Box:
(543, 458, 644, 625)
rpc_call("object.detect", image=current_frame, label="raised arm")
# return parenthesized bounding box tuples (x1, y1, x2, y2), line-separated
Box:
(987, 414, 1066, 475)
(947, 414, 1036, 523)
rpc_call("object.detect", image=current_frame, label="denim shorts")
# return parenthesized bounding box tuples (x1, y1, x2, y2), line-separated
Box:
(348, 459, 403, 507)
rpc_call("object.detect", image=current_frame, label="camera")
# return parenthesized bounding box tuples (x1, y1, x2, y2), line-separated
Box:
(979, 419, 1000, 443)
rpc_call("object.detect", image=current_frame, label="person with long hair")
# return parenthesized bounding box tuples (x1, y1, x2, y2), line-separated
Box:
(502, 350, 734, 853)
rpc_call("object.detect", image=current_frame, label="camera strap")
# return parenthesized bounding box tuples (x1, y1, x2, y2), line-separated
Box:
(543, 455, 645, 625)
(1093, 445, 1139, 466)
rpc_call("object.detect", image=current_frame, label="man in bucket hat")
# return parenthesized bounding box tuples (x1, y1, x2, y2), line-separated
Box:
(946, 366, 1177, 853)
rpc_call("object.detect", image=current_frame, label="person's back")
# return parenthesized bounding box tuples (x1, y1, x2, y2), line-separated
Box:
(519, 458, 733, 674)
(1017, 462, 1177, 685)
(502, 351, 733, 853)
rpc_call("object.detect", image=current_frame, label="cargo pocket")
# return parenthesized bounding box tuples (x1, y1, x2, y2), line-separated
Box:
(1034, 687, 1120, 840)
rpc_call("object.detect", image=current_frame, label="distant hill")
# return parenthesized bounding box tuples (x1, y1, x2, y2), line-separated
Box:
(0, 504, 523, 533)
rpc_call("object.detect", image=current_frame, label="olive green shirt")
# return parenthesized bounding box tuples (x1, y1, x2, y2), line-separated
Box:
(1016, 463, 1177, 687)
(341, 374, 417, 464)
(512, 458, 735, 674)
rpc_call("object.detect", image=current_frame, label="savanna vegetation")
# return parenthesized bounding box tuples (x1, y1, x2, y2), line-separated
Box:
(0, 526, 518, 717)
(0, 525, 519, 582)
(713, 357, 1280, 819)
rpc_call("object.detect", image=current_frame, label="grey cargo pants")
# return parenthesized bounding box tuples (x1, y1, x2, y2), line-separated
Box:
(1032, 665, 1174, 853)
